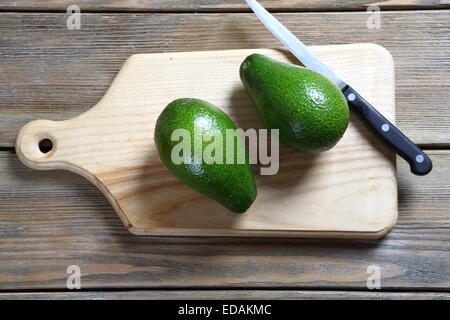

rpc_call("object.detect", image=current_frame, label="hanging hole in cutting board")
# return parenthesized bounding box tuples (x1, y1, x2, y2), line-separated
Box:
(38, 138, 53, 154)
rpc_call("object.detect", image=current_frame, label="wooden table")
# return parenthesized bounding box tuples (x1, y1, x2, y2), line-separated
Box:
(0, 1, 449, 300)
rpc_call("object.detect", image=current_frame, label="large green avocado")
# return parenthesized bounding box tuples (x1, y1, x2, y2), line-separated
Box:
(154, 98, 257, 213)
(240, 54, 350, 153)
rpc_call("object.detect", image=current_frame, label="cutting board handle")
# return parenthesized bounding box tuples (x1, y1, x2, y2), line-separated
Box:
(15, 119, 62, 171)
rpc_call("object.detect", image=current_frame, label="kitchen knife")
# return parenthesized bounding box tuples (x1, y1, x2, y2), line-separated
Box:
(245, 0, 432, 175)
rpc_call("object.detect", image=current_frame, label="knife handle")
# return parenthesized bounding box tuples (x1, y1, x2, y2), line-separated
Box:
(342, 85, 432, 176)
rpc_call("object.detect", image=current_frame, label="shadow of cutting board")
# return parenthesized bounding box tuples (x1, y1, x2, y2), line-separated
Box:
(15, 43, 397, 239)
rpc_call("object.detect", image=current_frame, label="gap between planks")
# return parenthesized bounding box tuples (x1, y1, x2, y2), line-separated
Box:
(1, 7, 450, 14)
(0, 289, 448, 300)
(0, 0, 449, 13)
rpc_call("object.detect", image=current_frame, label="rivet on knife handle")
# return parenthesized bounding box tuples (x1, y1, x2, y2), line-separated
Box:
(342, 85, 432, 175)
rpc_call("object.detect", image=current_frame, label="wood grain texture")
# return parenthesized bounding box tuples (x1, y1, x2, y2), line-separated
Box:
(0, 11, 449, 147)
(15, 45, 397, 238)
(0, 290, 448, 300)
(0, 150, 447, 290)
(1, 0, 449, 12)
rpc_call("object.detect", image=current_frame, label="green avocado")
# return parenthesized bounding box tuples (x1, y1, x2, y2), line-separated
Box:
(240, 54, 350, 153)
(154, 98, 257, 213)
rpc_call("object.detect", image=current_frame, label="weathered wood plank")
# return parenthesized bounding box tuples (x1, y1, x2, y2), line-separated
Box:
(0, 290, 448, 300)
(0, 150, 448, 290)
(1, 1, 448, 12)
(1, 11, 449, 147)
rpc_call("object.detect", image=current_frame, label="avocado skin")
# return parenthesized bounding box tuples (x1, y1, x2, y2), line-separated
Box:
(154, 98, 257, 213)
(240, 54, 349, 153)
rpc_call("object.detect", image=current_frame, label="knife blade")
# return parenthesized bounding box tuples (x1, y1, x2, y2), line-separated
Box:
(245, 0, 432, 175)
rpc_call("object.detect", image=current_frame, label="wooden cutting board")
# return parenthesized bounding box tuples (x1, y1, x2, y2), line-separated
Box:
(15, 44, 397, 239)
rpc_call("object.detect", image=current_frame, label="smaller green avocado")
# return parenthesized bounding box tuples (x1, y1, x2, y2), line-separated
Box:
(240, 54, 350, 153)
(154, 98, 257, 213)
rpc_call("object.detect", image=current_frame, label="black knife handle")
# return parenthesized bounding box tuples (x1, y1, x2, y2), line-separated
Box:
(342, 85, 432, 176)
